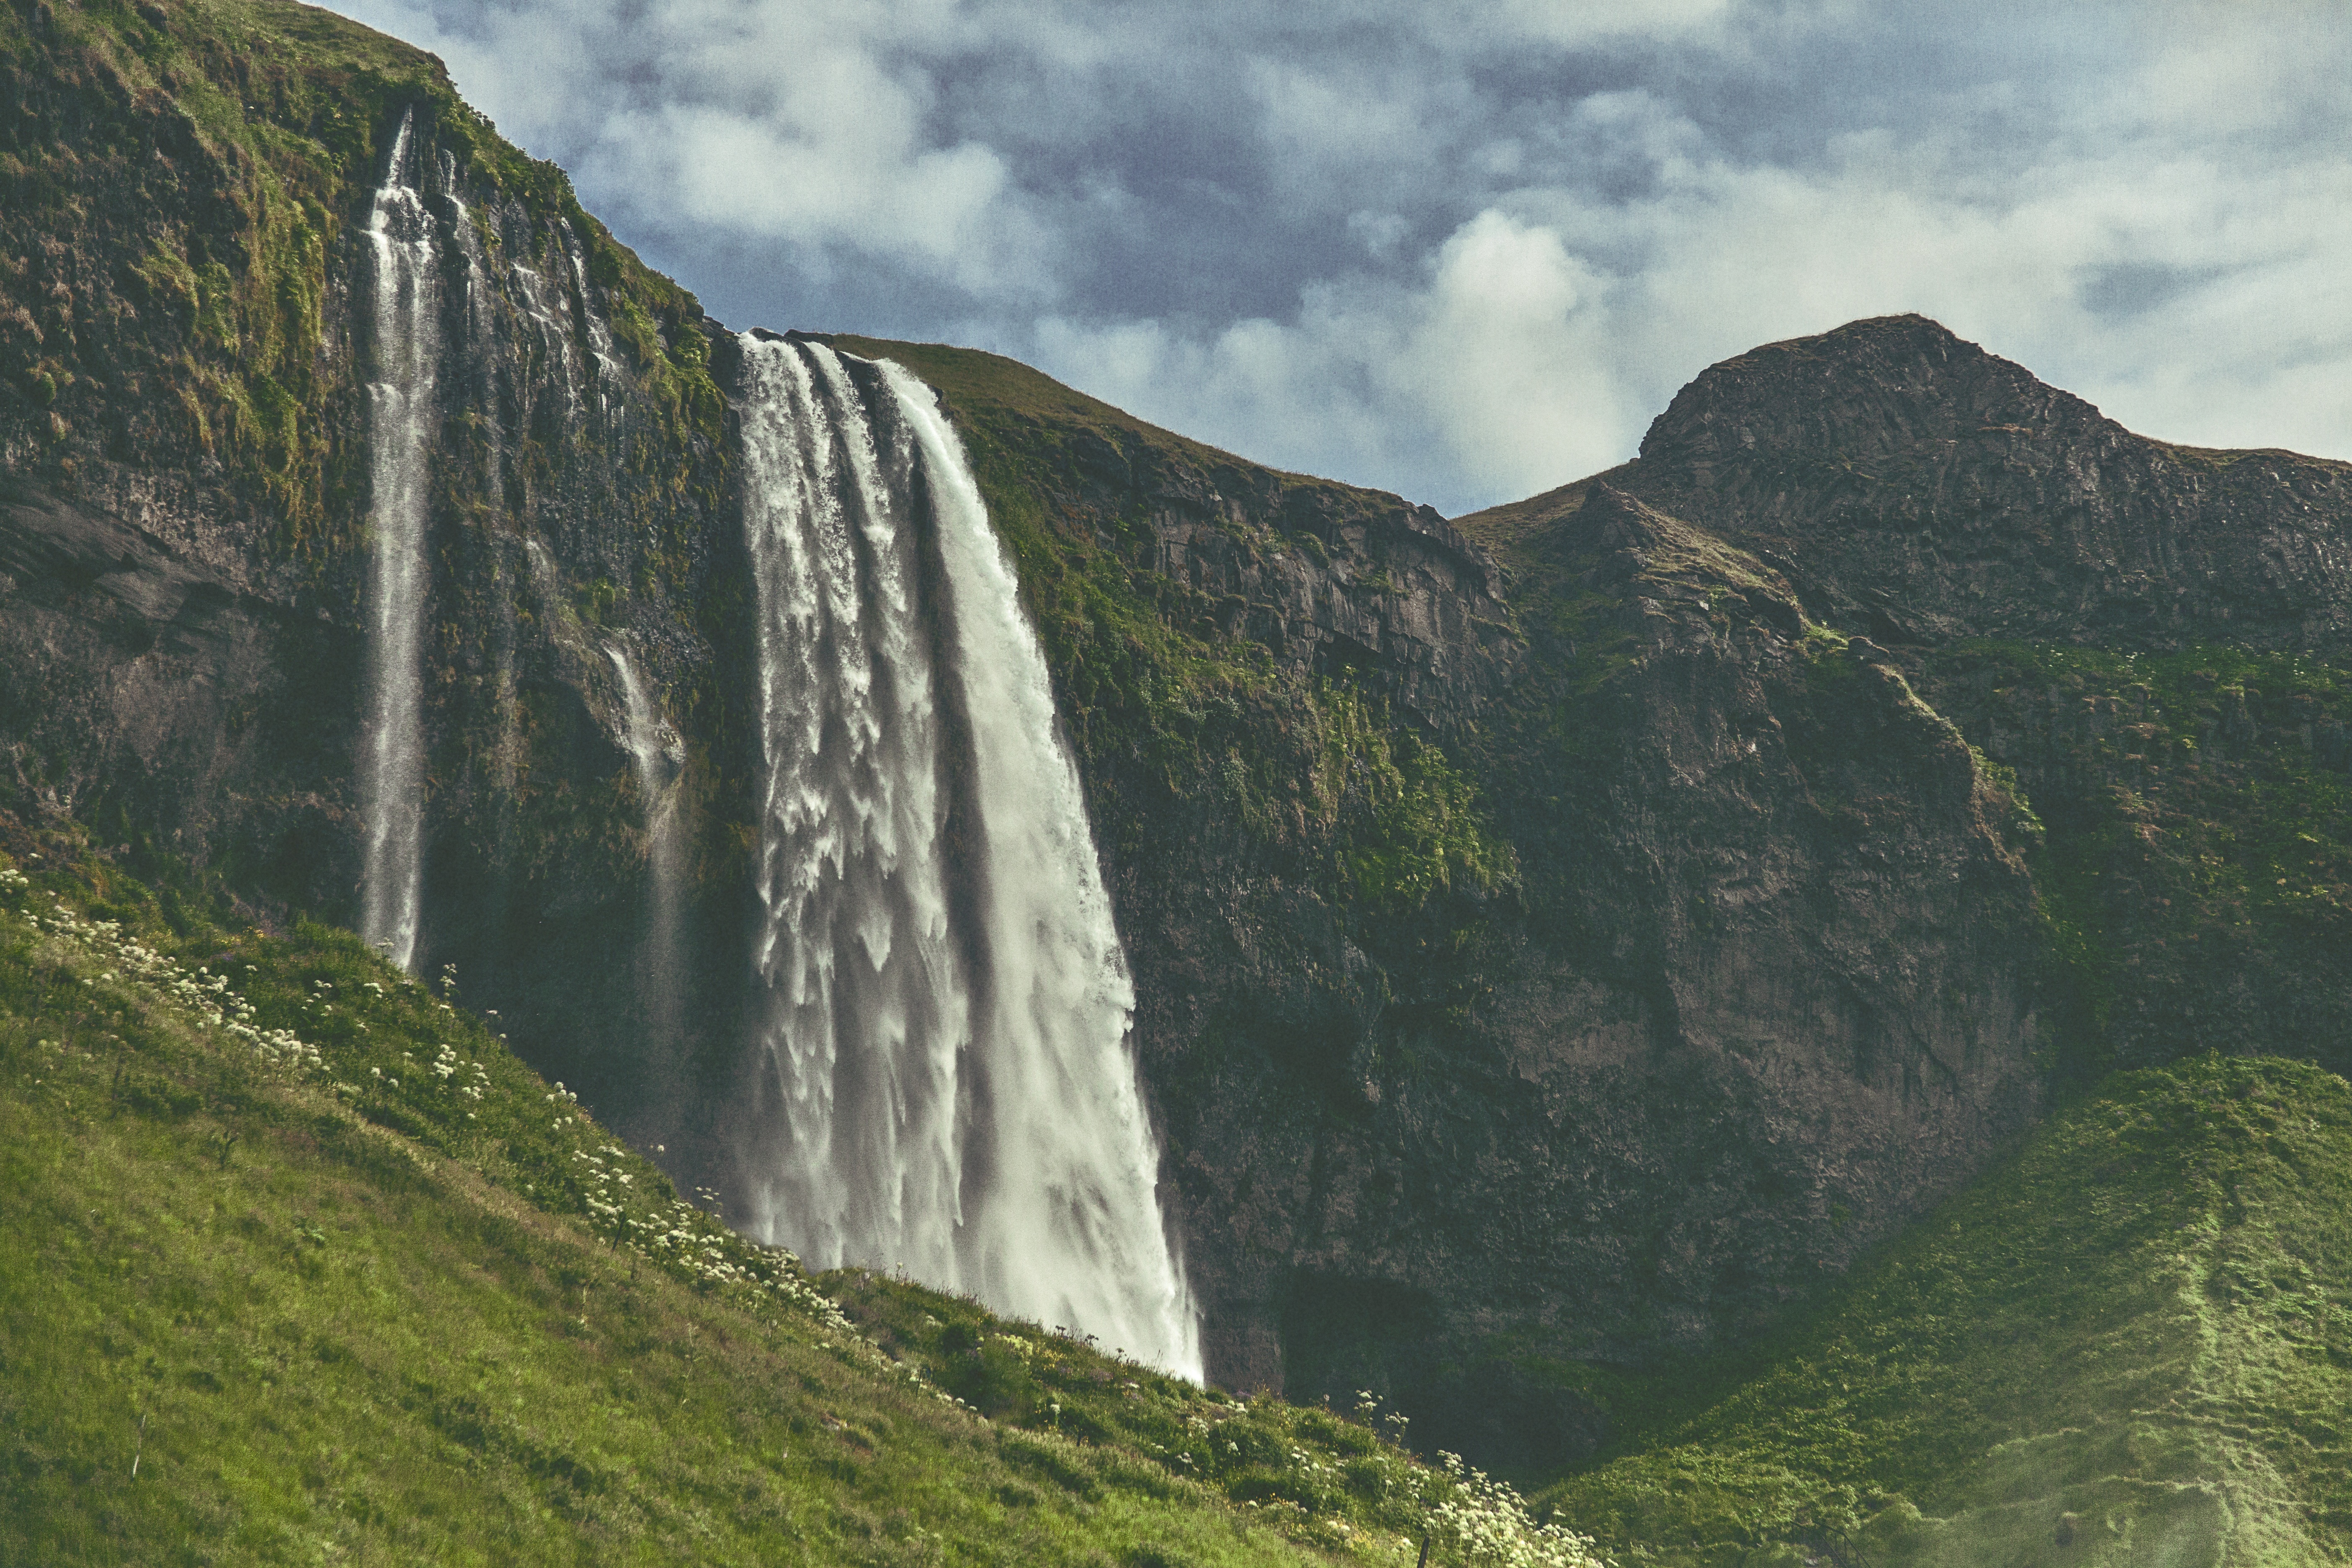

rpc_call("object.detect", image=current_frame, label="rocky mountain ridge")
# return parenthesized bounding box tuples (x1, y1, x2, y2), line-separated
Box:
(1538, 315, 2352, 1087)
(1625, 313, 2352, 655)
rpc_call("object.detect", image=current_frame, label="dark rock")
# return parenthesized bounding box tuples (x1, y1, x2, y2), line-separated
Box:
(1625, 313, 2352, 657)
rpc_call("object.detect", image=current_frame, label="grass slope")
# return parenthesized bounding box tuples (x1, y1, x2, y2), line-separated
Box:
(1540, 1055, 2352, 1567)
(0, 836, 1598, 1567)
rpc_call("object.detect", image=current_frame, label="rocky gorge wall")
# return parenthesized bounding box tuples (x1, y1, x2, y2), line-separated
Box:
(5, 0, 2078, 1478)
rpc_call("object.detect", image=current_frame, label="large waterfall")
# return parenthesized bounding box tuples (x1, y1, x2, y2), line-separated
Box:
(738, 335, 1200, 1378)
(356, 109, 436, 972)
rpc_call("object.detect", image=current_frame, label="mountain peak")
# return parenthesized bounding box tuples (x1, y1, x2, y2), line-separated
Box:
(1637, 314, 2118, 475)
(1613, 315, 2352, 656)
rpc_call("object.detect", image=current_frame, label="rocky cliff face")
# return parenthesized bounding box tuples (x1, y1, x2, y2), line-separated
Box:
(1225, 482, 2045, 1470)
(0, 0, 749, 1170)
(1600, 315, 2352, 1083)
(1624, 313, 2352, 654)
(0, 2, 2132, 1482)
(805, 339, 2047, 1473)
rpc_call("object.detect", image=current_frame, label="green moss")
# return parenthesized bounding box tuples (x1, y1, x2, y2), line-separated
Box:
(0, 0, 723, 543)
(1919, 640, 2352, 1073)
(830, 334, 1514, 931)
(1314, 684, 1514, 913)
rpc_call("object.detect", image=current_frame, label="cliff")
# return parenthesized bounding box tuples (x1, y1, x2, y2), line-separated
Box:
(1591, 315, 2352, 1082)
(787, 337, 2045, 1472)
(0, 0, 751, 1187)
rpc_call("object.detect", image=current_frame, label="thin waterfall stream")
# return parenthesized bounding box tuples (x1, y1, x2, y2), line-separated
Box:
(356, 109, 436, 972)
(738, 335, 1200, 1378)
(607, 645, 685, 1050)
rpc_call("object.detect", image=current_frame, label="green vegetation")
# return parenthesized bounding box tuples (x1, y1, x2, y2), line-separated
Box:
(1543, 1054, 2352, 1565)
(826, 1271, 1598, 1563)
(0, 838, 1597, 1565)
(1313, 686, 1514, 913)
(1919, 641, 2352, 1075)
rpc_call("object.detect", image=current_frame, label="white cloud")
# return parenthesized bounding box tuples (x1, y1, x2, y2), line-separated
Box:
(1471, 0, 1738, 48)
(1406, 212, 1623, 494)
(581, 106, 1034, 292)
(339, 0, 1053, 297)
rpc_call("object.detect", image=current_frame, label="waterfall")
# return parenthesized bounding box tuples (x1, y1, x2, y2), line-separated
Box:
(356, 109, 437, 972)
(739, 335, 1201, 1379)
(561, 224, 619, 410)
(606, 644, 684, 1047)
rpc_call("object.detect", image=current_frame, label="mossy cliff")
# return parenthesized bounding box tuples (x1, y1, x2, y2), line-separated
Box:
(808, 338, 2044, 1478)
(0, 0, 747, 1187)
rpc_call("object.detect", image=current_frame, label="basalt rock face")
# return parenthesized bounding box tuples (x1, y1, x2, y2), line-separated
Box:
(1232, 482, 2044, 1472)
(1602, 316, 2352, 1083)
(821, 344, 2041, 1465)
(1625, 313, 2352, 655)
(0, 472, 352, 906)
(0, 1, 751, 1168)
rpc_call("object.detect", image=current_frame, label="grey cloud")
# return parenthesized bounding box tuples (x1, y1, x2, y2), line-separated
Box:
(2078, 261, 2233, 320)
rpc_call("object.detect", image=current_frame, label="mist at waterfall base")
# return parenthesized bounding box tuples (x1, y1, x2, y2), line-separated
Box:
(737, 335, 1200, 1379)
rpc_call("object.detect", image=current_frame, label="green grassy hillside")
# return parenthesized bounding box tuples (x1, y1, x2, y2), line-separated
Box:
(0, 831, 1598, 1566)
(1540, 1053, 2352, 1565)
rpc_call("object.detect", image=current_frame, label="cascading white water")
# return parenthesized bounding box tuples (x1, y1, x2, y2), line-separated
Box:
(740, 335, 1201, 1379)
(561, 225, 619, 410)
(606, 644, 684, 1044)
(356, 109, 437, 972)
(510, 260, 583, 416)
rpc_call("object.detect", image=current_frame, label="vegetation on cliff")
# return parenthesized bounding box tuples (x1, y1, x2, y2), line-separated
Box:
(828, 334, 1516, 927)
(1915, 640, 2352, 1082)
(0, 0, 720, 542)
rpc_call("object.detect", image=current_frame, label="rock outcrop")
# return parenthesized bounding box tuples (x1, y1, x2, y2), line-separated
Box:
(1601, 316, 2352, 1083)
(1178, 482, 2044, 1468)
(1625, 313, 2352, 655)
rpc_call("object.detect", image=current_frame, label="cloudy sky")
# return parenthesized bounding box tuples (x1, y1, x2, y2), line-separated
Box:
(330, 0, 2351, 516)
